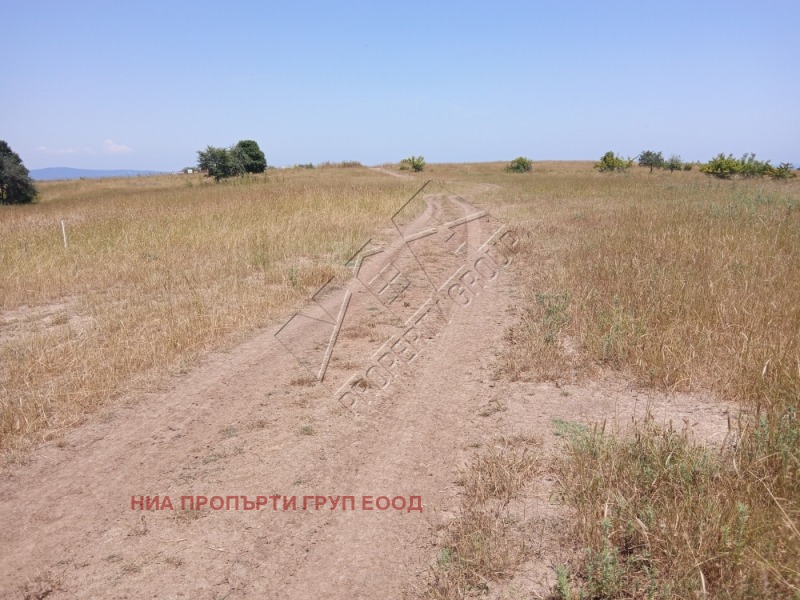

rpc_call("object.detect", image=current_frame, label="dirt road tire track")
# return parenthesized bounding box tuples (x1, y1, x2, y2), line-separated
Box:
(0, 186, 519, 599)
(0, 177, 732, 599)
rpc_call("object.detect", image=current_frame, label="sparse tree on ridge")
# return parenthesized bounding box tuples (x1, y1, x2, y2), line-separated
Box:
(637, 150, 664, 173)
(0, 140, 38, 205)
(665, 154, 683, 173)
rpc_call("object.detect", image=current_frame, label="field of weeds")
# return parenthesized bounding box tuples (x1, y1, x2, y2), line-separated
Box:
(3, 161, 799, 597)
(0, 168, 415, 455)
(478, 164, 800, 598)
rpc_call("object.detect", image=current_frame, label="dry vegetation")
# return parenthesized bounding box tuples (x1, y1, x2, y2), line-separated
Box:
(474, 165, 799, 598)
(3, 161, 799, 598)
(0, 168, 414, 454)
(400, 162, 799, 597)
(426, 435, 541, 598)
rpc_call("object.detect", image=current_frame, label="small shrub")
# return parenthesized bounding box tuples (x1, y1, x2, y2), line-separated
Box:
(740, 153, 772, 178)
(665, 154, 683, 173)
(700, 153, 741, 178)
(700, 153, 778, 179)
(772, 162, 797, 180)
(505, 157, 533, 173)
(682, 162, 693, 171)
(400, 156, 425, 172)
(594, 151, 633, 173)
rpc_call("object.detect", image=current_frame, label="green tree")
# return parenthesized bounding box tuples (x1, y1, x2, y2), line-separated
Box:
(232, 140, 267, 174)
(700, 153, 775, 179)
(400, 156, 425, 172)
(197, 145, 244, 182)
(773, 162, 797, 180)
(637, 150, 664, 173)
(700, 153, 741, 179)
(594, 151, 633, 173)
(505, 156, 533, 173)
(740, 153, 772, 178)
(0, 140, 38, 205)
(665, 154, 683, 173)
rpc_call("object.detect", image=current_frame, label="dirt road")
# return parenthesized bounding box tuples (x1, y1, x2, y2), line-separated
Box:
(0, 179, 730, 599)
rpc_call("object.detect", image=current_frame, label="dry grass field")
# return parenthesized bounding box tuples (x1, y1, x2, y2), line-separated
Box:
(0, 168, 415, 454)
(423, 163, 800, 598)
(1, 162, 799, 598)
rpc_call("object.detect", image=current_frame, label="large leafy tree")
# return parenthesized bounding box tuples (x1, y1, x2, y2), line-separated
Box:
(0, 140, 38, 205)
(232, 140, 267, 174)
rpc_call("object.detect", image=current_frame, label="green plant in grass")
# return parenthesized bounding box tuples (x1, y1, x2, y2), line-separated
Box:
(505, 156, 533, 173)
(665, 154, 683, 173)
(700, 153, 740, 178)
(594, 151, 633, 173)
(554, 565, 575, 599)
(535, 291, 569, 344)
(400, 155, 425, 172)
(558, 408, 800, 597)
(700, 152, 784, 179)
(773, 162, 797, 179)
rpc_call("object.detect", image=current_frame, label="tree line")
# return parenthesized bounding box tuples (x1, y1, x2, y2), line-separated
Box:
(594, 149, 796, 179)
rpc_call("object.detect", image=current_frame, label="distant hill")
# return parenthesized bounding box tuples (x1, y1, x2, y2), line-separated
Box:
(30, 167, 168, 181)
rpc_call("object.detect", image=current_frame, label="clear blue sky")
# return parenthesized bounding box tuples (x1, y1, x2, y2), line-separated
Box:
(3, 0, 798, 171)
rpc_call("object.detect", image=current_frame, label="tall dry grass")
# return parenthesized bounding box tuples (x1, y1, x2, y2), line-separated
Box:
(0, 169, 415, 454)
(490, 168, 799, 401)
(568, 184, 800, 402)
(486, 165, 800, 597)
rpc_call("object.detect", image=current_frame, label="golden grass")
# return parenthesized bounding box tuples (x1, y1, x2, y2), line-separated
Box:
(4, 160, 800, 596)
(492, 169, 800, 398)
(0, 168, 415, 453)
(480, 164, 800, 598)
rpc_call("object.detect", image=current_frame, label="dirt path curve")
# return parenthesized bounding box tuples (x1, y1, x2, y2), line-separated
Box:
(368, 166, 414, 180)
(0, 174, 734, 599)
(0, 182, 520, 599)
